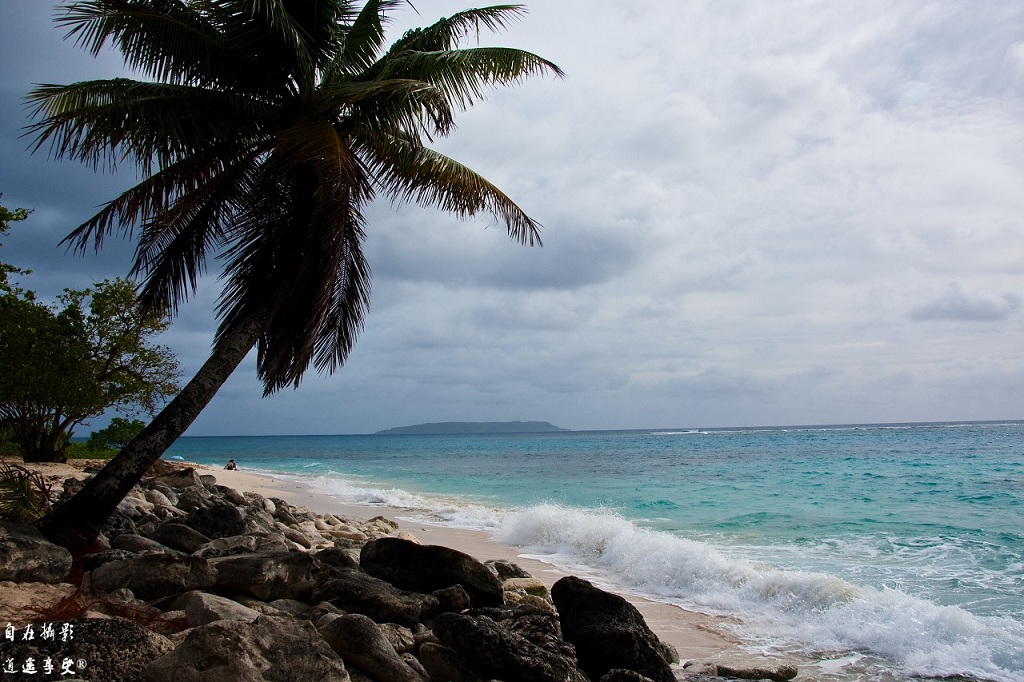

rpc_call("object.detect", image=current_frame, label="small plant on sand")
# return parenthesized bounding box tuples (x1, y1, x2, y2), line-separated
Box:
(0, 461, 54, 523)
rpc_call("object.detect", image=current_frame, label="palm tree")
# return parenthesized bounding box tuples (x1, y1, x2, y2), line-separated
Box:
(28, 0, 563, 554)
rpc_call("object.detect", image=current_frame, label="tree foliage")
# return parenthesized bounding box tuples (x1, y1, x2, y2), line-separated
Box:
(89, 417, 147, 451)
(0, 206, 181, 462)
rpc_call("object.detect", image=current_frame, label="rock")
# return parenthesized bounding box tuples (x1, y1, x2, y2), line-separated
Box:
(498, 611, 576, 660)
(149, 467, 205, 490)
(360, 537, 504, 608)
(210, 551, 317, 601)
(101, 509, 139, 539)
(551, 576, 674, 682)
(151, 523, 213, 553)
(192, 534, 258, 559)
(486, 559, 533, 580)
(0, 522, 73, 583)
(180, 500, 247, 539)
(503, 576, 550, 598)
(314, 545, 359, 570)
(380, 623, 416, 654)
(318, 613, 425, 682)
(600, 671, 658, 682)
(417, 642, 485, 682)
(112, 534, 177, 554)
(145, 615, 349, 681)
(715, 662, 799, 681)
(312, 568, 438, 627)
(681, 661, 718, 676)
(431, 584, 472, 614)
(2, 616, 173, 682)
(432, 612, 588, 682)
(179, 590, 260, 626)
(90, 553, 216, 601)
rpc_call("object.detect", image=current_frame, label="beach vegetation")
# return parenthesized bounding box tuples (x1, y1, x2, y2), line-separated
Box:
(26, 0, 562, 552)
(0, 461, 54, 523)
(0, 270, 181, 463)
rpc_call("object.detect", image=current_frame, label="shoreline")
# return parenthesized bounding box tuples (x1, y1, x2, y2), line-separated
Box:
(210, 464, 755, 665)
(2, 455, 806, 675)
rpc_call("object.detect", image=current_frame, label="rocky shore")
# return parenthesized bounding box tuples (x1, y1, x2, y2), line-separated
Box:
(1, 461, 799, 681)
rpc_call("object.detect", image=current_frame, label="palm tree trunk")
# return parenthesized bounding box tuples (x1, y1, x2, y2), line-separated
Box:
(34, 294, 283, 555)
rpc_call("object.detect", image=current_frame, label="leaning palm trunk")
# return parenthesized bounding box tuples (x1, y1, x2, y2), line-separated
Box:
(35, 293, 281, 552)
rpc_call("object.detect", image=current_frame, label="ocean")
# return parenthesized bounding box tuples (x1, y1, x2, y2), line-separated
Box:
(164, 421, 1024, 682)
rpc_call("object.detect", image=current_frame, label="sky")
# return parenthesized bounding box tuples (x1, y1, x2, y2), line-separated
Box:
(1, 0, 1023, 435)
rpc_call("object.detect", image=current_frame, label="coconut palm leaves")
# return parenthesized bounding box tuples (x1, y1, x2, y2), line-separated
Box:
(28, 0, 563, 392)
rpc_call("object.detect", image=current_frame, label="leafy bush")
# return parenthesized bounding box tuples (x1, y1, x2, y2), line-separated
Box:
(0, 461, 53, 523)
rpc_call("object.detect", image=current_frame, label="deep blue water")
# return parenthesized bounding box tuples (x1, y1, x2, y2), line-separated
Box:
(165, 422, 1024, 681)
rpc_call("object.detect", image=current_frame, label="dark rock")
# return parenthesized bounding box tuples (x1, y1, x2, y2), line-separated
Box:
(101, 509, 139, 539)
(551, 576, 674, 682)
(314, 545, 359, 570)
(90, 553, 216, 601)
(0, 522, 72, 583)
(417, 642, 485, 682)
(431, 584, 472, 614)
(312, 567, 438, 627)
(81, 548, 141, 572)
(499, 612, 576, 659)
(180, 500, 246, 539)
(216, 485, 248, 506)
(151, 523, 213, 553)
(380, 623, 416, 654)
(112, 534, 176, 554)
(173, 486, 213, 513)
(432, 612, 588, 682)
(1, 616, 173, 682)
(601, 670, 657, 682)
(318, 613, 425, 682)
(209, 551, 317, 601)
(361, 537, 504, 608)
(145, 614, 349, 681)
(485, 558, 533, 580)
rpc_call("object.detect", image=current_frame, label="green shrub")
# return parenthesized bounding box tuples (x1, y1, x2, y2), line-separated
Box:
(0, 461, 53, 523)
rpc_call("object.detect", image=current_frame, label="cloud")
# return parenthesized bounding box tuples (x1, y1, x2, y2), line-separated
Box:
(910, 283, 1021, 322)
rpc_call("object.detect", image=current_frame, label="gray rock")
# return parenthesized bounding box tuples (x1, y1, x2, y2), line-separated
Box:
(485, 558, 533, 580)
(314, 545, 359, 570)
(145, 615, 348, 681)
(210, 551, 317, 601)
(2, 616, 173, 682)
(380, 623, 416, 654)
(151, 523, 213, 553)
(0, 522, 72, 583)
(417, 642, 485, 682)
(361, 537, 504, 608)
(90, 552, 216, 601)
(600, 671, 658, 682)
(192, 534, 258, 559)
(149, 467, 206, 490)
(179, 590, 261, 626)
(431, 583, 472, 614)
(180, 500, 246, 539)
(319, 613, 425, 682)
(312, 567, 438, 627)
(432, 612, 588, 682)
(112, 533, 176, 554)
(716, 662, 799, 681)
(551, 576, 675, 682)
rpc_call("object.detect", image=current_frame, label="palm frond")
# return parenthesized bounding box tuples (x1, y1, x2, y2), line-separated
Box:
(367, 138, 541, 246)
(378, 47, 563, 109)
(27, 79, 270, 172)
(333, 0, 405, 75)
(388, 5, 530, 53)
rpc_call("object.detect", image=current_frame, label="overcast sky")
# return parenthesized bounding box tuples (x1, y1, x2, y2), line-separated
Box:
(2, 1, 1023, 435)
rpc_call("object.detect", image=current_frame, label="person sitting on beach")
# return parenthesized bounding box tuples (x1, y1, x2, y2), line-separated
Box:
(224, 459, 237, 470)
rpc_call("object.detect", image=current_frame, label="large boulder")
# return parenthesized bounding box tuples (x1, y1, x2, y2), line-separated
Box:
(145, 615, 348, 681)
(178, 590, 261, 627)
(90, 553, 216, 601)
(318, 613, 425, 682)
(179, 500, 247, 539)
(1, 616, 173, 682)
(0, 522, 72, 583)
(432, 612, 588, 682)
(312, 567, 438, 627)
(151, 523, 213, 553)
(551, 576, 675, 682)
(360, 537, 504, 608)
(209, 551, 317, 601)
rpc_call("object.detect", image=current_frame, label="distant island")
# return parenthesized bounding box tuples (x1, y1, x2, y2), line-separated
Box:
(376, 421, 569, 435)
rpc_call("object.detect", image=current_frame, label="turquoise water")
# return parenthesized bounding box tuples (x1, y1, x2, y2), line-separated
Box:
(165, 422, 1024, 681)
